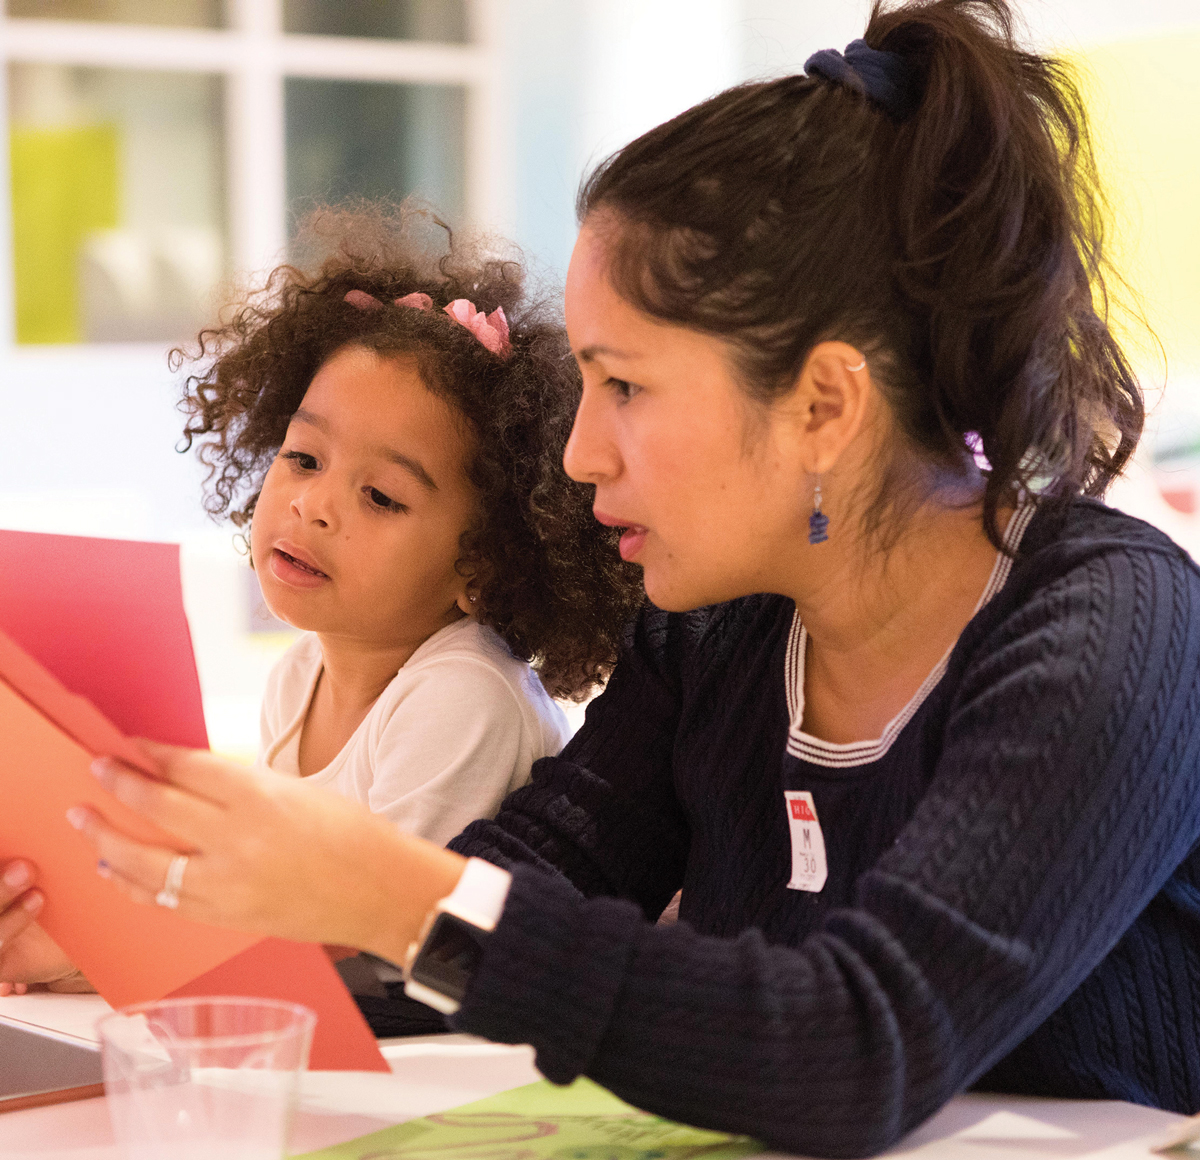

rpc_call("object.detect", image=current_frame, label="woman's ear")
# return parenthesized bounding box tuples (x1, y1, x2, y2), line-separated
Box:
(789, 341, 872, 475)
(455, 588, 477, 617)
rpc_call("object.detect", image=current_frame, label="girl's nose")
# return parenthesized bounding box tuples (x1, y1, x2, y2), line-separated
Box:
(291, 478, 337, 530)
(563, 383, 622, 485)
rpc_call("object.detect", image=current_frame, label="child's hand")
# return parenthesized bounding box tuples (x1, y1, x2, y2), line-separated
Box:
(0, 861, 91, 995)
(68, 742, 466, 966)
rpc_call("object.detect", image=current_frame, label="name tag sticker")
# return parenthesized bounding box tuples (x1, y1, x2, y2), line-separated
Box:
(784, 790, 827, 892)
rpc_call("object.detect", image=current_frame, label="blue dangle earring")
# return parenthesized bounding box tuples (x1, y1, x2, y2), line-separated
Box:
(808, 481, 830, 545)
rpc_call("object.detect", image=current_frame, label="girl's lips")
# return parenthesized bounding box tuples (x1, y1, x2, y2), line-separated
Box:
(269, 547, 330, 589)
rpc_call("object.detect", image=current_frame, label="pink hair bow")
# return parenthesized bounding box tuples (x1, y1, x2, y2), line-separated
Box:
(343, 289, 510, 358)
(343, 289, 385, 311)
(395, 292, 433, 310)
(442, 299, 510, 357)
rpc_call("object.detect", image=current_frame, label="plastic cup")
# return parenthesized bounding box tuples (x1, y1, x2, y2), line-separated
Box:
(98, 996, 315, 1160)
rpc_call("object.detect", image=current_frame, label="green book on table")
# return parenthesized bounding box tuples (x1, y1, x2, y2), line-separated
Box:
(295, 1076, 761, 1159)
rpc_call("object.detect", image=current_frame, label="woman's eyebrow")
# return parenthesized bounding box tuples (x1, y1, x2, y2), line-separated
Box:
(575, 344, 639, 363)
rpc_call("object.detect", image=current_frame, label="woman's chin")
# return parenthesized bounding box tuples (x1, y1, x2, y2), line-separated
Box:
(642, 571, 713, 614)
(643, 556, 766, 612)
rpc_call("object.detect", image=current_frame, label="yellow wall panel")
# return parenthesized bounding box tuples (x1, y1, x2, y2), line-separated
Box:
(1079, 33, 1200, 388)
(10, 125, 120, 345)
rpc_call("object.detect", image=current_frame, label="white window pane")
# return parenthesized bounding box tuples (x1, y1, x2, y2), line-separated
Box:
(9, 63, 228, 344)
(283, 0, 467, 42)
(5, 0, 224, 28)
(285, 78, 465, 227)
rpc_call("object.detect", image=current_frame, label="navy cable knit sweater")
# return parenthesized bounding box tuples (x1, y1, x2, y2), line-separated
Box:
(447, 500, 1200, 1157)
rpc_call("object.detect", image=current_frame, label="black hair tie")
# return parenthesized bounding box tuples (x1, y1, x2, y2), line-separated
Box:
(804, 38, 918, 119)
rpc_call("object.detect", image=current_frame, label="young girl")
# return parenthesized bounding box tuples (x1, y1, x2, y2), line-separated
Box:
(0, 206, 643, 1011)
(176, 204, 642, 844)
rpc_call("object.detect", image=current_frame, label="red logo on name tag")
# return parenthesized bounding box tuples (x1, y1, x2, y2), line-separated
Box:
(789, 799, 816, 822)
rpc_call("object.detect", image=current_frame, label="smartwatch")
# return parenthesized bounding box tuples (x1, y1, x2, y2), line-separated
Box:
(403, 857, 512, 1015)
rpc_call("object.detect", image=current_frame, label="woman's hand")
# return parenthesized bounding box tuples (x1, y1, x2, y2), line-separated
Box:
(0, 861, 92, 995)
(68, 742, 465, 965)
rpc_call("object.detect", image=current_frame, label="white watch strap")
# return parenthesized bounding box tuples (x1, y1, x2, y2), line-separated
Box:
(444, 857, 512, 932)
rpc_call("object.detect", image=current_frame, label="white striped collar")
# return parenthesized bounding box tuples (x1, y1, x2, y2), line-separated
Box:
(785, 503, 1037, 770)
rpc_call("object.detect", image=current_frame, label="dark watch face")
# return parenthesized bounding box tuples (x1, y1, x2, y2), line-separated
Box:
(409, 912, 489, 1005)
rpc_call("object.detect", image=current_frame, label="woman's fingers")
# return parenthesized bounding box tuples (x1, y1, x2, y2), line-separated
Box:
(71, 756, 461, 956)
(68, 803, 257, 931)
(90, 757, 224, 847)
(67, 806, 179, 910)
(132, 740, 254, 805)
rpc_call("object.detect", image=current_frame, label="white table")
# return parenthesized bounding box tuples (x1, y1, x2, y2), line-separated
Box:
(0, 993, 1192, 1160)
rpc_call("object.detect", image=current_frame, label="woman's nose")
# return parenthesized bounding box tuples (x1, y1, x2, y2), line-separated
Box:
(563, 384, 621, 484)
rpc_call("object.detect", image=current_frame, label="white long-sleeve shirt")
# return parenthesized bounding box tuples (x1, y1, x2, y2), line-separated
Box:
(259, 618, 570, 845)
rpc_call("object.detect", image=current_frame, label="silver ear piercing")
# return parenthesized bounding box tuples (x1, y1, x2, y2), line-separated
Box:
(847, 358, 866, 372)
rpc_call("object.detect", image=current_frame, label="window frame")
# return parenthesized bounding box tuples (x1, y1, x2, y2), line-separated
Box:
(0, 0, 507, 351)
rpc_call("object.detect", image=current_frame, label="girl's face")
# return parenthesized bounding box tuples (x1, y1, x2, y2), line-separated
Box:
(563, 222, 824, 613)
(251, 345, 477, 646)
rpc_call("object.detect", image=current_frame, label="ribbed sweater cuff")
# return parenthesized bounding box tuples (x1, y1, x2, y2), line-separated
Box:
(452, 864, 641, 1083)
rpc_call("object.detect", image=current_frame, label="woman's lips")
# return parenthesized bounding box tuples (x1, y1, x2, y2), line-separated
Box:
(593, 511, 648, 562)
(618, 527, 648, 561)
(269, 546, 330, 589)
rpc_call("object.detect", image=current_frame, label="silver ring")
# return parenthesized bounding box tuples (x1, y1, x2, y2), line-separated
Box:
(846, 358, 867, 372)
(155, 854, 189, 910)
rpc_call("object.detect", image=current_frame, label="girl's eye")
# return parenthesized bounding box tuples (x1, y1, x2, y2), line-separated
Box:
(281, 450, 319, 470)
(366, 487, 407, 514)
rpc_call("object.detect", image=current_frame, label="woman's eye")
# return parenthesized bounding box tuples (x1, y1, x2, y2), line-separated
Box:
(608, 378, 639, 400)
(281, 450, 318, 470)
(366, 487, 406, 514)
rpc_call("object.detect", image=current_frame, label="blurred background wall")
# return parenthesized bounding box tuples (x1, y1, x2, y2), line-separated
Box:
(1, 0, 1197, 756)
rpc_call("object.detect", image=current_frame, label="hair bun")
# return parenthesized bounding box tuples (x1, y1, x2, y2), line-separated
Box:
(804, 38, 919, 119)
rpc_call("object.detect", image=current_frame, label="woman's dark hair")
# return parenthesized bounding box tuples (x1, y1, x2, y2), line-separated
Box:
(578, 0, 1144, 550)
(175, 202, 643, 699)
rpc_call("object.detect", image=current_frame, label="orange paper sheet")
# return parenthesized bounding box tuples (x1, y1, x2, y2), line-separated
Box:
(0, 671, 258, 1003)
(0, 530, 387, 1071)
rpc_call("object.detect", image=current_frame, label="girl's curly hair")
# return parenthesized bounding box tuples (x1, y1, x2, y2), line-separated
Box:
(175, 201, 644, 699)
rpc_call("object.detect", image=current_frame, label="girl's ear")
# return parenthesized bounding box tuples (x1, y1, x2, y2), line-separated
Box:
(787, 341, 872, 476)
(455, 588, 477, 617)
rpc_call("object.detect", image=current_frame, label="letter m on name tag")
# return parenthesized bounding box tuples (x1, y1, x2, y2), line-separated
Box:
(784, 790, 827, 892)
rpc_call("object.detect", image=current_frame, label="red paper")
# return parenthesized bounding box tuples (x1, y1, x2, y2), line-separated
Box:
(0, 530, 387, 1071)
(0, 530, 207, 748)
(0, 631, 157, 776)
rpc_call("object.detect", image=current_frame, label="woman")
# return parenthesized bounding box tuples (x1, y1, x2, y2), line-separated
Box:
(3, 1, 1199, 1154)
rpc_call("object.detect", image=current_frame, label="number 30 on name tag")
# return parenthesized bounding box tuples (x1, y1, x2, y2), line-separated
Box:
(784, 790, 827, 892)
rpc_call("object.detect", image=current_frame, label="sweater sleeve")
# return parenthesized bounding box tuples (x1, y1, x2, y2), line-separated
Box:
(450, 605, 692, 921)
(451, 548, 1200, 1157)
